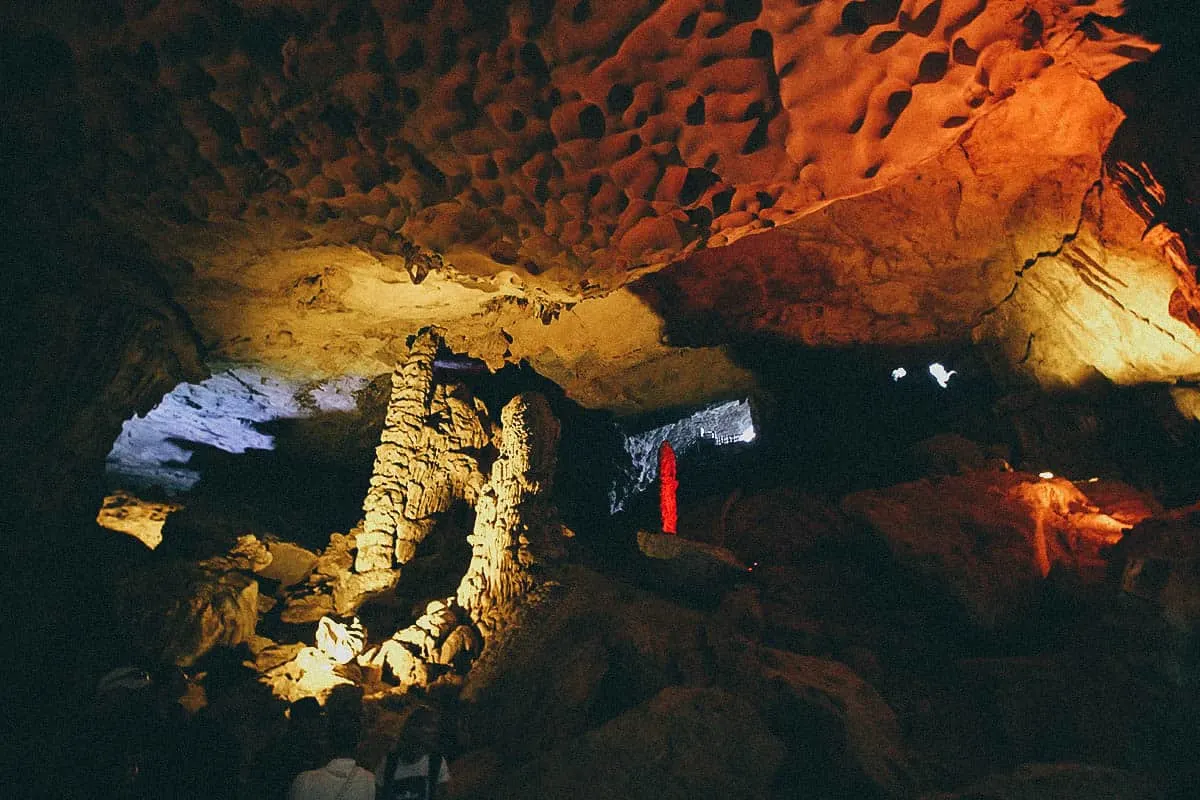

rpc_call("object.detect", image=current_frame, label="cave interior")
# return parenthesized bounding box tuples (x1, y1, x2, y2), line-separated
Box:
(4, 1, 1200, 798)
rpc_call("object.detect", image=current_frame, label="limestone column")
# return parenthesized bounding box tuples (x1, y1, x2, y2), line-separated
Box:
(456, 392, 563, 631)
(355, 327, 490, 574)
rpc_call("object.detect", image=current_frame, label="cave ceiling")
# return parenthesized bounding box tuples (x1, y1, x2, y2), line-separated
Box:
(11, 0, 1200, 411)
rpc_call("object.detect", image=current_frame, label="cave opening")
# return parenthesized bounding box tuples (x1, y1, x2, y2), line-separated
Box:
(98, 366, 382, 554)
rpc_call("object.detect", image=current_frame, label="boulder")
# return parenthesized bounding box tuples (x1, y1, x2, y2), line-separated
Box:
(253, 641, 306, 673)
(375, 640, 431, 688)
(637, 530, 750, 604)
(438, 624, 482, 668)
(95, 490, 181, 549)
(1115, 507, 1200, 624)
(258, 540, 319, 587)
(261, 645, 353, 704)
(1112, 507, 1200, 683)
(158, 569, 260, 667)
(743, 649, 911, 798)
(312, 532, 356, 580)
(459, 566, 711, 760)
(200, 534, 272, 573)
(842, 472, 1131, 629)
(315, 616, 365, 665)
(281, 591, 335, 624)
(907, 434, 995, 477)
(710, 488, 855, 569)
(332, 568, 400, 615)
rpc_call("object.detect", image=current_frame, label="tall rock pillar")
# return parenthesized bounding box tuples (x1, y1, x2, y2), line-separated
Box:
(456, 392, 563, 632)
(355, 328, 490, 575)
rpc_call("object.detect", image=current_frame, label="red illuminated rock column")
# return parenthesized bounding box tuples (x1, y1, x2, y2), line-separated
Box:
(659, 441, 678, 535)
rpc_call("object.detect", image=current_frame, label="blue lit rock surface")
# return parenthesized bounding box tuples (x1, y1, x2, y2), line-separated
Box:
(106, 367, 369, 492)
(612, 398, 755, 512)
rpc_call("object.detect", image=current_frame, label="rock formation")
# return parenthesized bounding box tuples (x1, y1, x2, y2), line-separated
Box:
(358, 387, 562, 688)
(6, 1, 1190, 410)
(95, 491, 183, 549)
(456, 391, 563, 627)
(293, 326, 566, 689)
(842, 470, 1135, 629)
(356, 326, 489, 575)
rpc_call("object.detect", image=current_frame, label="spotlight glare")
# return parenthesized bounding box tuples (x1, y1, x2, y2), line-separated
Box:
(928, 362, 956, 388)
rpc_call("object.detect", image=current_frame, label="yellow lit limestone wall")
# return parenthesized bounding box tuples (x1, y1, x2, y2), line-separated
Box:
(973, 163, 1200, 389)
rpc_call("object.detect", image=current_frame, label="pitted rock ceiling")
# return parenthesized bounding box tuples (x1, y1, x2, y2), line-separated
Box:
(13, 0, 1200, 408)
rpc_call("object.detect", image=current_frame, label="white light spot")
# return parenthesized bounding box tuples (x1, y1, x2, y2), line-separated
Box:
(1087, 477, 1100, 483)
(891, 367, 907, 381)
(928, 362, 957, 388)
(1038, 471, 1055, 479)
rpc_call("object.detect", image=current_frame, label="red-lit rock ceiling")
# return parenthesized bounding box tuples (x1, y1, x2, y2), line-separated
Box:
(20, 0, 1200, 407)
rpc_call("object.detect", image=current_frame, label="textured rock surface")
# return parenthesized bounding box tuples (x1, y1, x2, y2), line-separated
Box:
(496, 686, 786, 800)
(452, 562, 911, 798)
(48, 0, 1154, 278)
(6, 1, 1190, 413)
(974, 162, 1200, 389)
(122, 565, 261, 666)
(459, 565, 711, 760)
(1112, 506, 1200, 683)
(95, 491, 182, 549)
(920, 762, 1165, 800)
(842, 471, 1133, 628)
(636, 529, 749, 601)
(753, 648, 910, 797)
(356, 326, 489, 573)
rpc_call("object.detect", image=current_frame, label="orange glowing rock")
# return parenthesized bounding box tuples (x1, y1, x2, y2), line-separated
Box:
(659, 440, 679, 535)
(843, 470, 1143, 627)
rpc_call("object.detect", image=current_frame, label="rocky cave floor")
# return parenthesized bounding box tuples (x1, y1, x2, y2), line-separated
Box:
(33, 366, 1200, 800)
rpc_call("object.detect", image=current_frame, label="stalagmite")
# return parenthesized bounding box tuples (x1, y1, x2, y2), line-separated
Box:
(456, 392, 564, 629)
(355, 327, 490, 575)
(340, 329, 565, 687)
